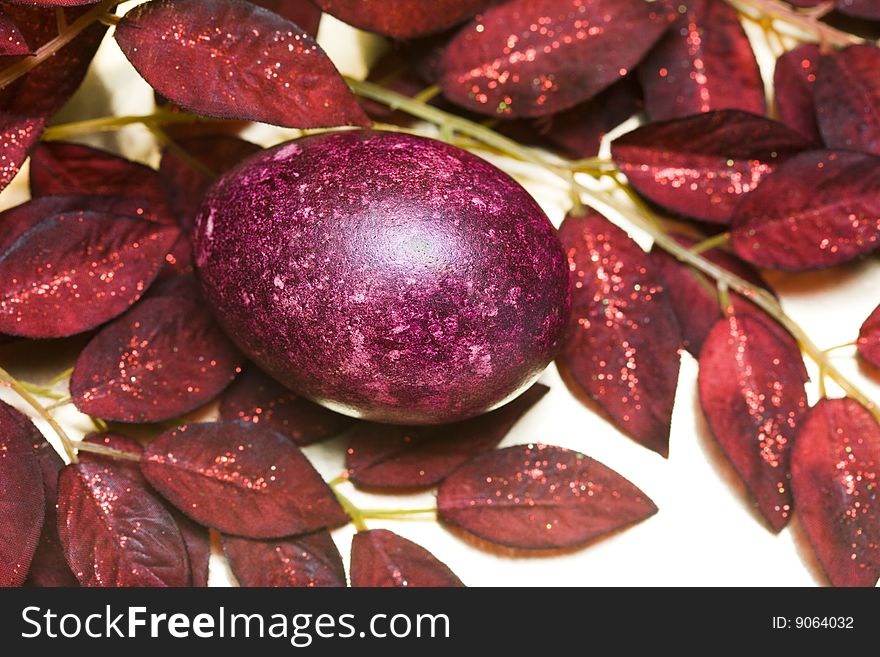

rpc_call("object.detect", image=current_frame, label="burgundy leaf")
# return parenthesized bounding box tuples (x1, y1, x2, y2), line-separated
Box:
(158, 135, 261, 231)
(0, 6, 107, 118)
(79, 432, 145, 483)
(0, 8, 30, 56)
(858, 303, 880, 368)
(141, 422, 348, 538)
(253, 0, 322, 36)
(815, 44, 880, 156)
(557, 210, 682, 456)
(347, 383, 548, 490)
(835, 0, 880, 19)
(223, 530, 345, 587)
(350, 529, 463, 587)
(773, 44, 821, 142)
(612, 111, 812, 224)
(439, 0, 672, 118)
(57, 462, 190, 586)
(312, 0, 490, 38)
(698, 315, 808, 531)
(0, 211, 180, 338)
(114, 0, 369, 129)
(791, 398, 880, 587)
(438, 444, 657, 549)
(0, 113, 43, 195)
(168, 507, 211, 588)
(71, 296, 243, 423)
(26, 440, 78, 587)
(638, 0, 765, 121)
(0, 401, 45, 586)
(650, 234, 777, 356)
(219, 366, 353, 447)
(731, 150, 880, 270)
(30, 142, 176, 225)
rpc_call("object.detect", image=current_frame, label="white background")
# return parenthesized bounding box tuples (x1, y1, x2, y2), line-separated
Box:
(1, 3, 878, 587)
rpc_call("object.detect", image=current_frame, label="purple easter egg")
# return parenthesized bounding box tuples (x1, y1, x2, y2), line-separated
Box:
(193, 130, 570, 424)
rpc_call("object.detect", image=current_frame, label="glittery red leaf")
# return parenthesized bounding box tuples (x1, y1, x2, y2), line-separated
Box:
(835, 0, 880, 20)
(439, 0, 672, 118)
(0, 401, 46, 586)
(26, 440, 79, 587)
(814, 45, 880, 156)
(223, 530, 346, 587)
(698, 315, 808, 532)
(141, 422, 349, 538)
(0, 113, 43, 195)
(557, 210, 682, 456)
(30, 142, 176, 225)
(773, 44, 821, 142)
(158, 135, 261, 232)
(0, 8, 31, 56)
(71, 296, 243, 423)
(114, 0, 369, 129)
(312, 0, 490, 38)
(858, 303, 880, 368)
(347, 383, 548, 490)
(791, 398, 880, 587)
(168, 507, 211, 588)
(253, 0, 322, 36)
(350, 529, 463, 587)
(650, 234, 778, 356)
(79, 432, 145, 483)
(219, 366, 353, 447)
(0, 211, 180, 338)
(731, 150, 880, 270)
(612, 111, 812, 225)
(0, 6, 106, 118)
(638, 0, 764, 121)
(438, 444, 657, 549)
(57, 462, 190, 587)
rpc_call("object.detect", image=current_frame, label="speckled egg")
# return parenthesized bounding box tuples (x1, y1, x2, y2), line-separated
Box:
(193, 130, 570, 424)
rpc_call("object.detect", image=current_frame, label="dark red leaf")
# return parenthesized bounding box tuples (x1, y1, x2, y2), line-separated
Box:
(114, 0, 369, 129)
(858, 303, 880, 368)
(0, 401, 45, 586)
(0, 195, 161, 254)
(350, 529, 463, 587)
(0, 6, 107, 118)
(698, 315, 808, 532)
(0, 8, 31, 55)
(0, 211, 180, 338)
(26, 440, 79, 587)
(612, 111, 812, 224)
(253, 0, 322, 36)
(439, 0, 672, 118)
(731, 150, 880, 270)
(815, 44, 880, 156)
(141, 422, 348, 538)
(557, 210, 682, 456)
(313, 0, 490, 38)
(219, 366, 353, 446)
(223, 530, 345, 587)
(835, 0, 880, 20)
(168, 507, 211, 588)
(30, 142, 176, 225)
(438, 444, 657, 549)
(650, 234, 777, 356)
(71, 296, 243, 423)
(773, 44, 821, 142)
(57, 462, 190, 586)
(79, 432, 145, 483)
(347, 383, 548, 490)
(0, 113, 43, 195)
(158, 135, 261, 231)
(638, 0, 765, 121)
(791, 398, 880, 587)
